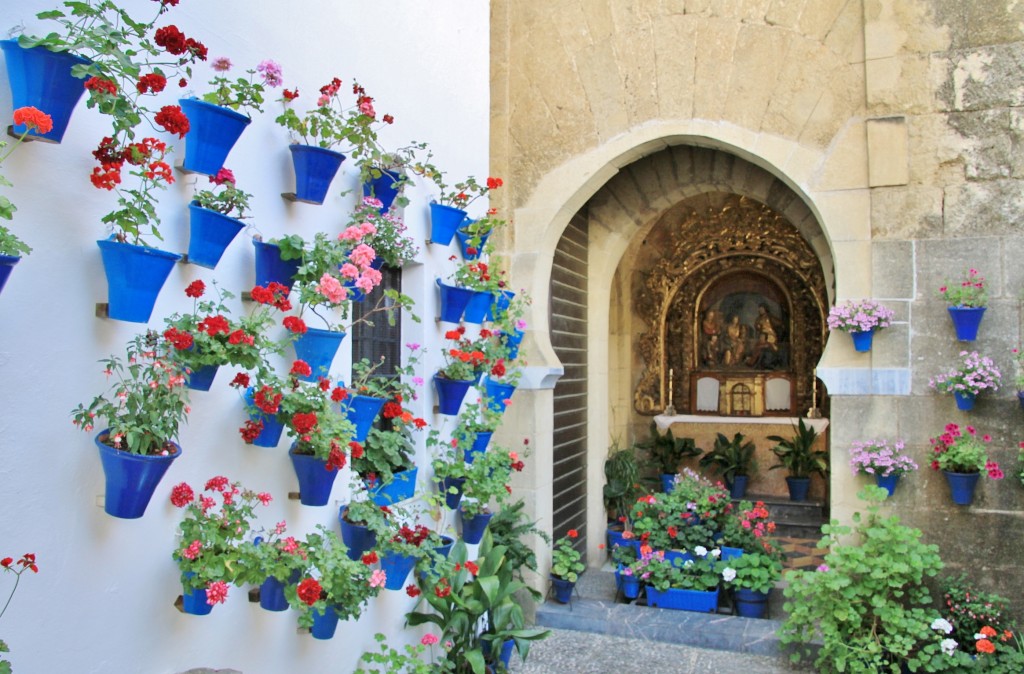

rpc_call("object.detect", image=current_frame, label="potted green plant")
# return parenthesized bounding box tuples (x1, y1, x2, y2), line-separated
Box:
(767, 418, 827, 501)
(642, 547, 725, 613)
(939, 268, 988, 341)
(0, 106, 51, 295)
(186, 167, 255, 268)
(350, 196, 420, 268)
(929, 422, 1003, 505)
(406, 533, 549, 674)
(826, 299, 895, 352)
(722, 550, 782, 618)
(487, 498, 550, 601)
(457, 446, 519, 544)
(698, 431, 755, 498)
(849, 439, 918, 497)
(288, 525, 383, 639)
(780, 486, 977, 672)
(356, 632, 437, 673)
(236, 522, 306, 612)
(603, 441, 643, 548)
(71, 331, 191, 518)
(549, 529, 585, 603)
(928, 350, 1001, 412)
(170, 476, 272, 615)
(635, 421, 701, 492)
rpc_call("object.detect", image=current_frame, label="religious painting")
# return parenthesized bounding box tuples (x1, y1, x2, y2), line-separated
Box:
(696, 274, 789, 373)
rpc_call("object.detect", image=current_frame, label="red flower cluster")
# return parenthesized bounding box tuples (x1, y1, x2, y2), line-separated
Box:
(405, 584, 421, 597)
(349, 441, 364, 459)
(170, 482, 194, 507)
(155, 104, 190, 138)
(434, 579, 451, 598)
(292, 412, 317, 435)
(154, 25, 206, 60)
(290, 360, 313, 377)
(163, 326, 194, 350)
(283, 316, 307, 334)
(361, 551, 379, 565)
(326, 444, 347, 471)
(296, 577, 322, 606)
(486, 176, 503, 190)
(185, 280, 205, 298)
(229, 372, 250, 389)
(239, 419, 263, 444)
(197, 314, 230, 337)
(250, 282, 292, 311)
(282, 88, 299, 101)
(319, 77, 342, 98)
(254, 386, 282, 414)
(1, 553, 38, 574)
(90, 137, 172, 191)
(391, 524, 431, 547)
(136, 73, 167, 94)
(84, 76, 117, 96)
(12, 107, 53, 135)
(330, 386, 347, 403)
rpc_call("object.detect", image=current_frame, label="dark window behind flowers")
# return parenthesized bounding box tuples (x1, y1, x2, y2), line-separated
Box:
(351, 265, 402, 382)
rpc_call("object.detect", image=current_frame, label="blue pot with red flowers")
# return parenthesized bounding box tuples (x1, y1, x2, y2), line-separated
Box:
(179, 98, 251, 175)
(1, 39, 91, 143)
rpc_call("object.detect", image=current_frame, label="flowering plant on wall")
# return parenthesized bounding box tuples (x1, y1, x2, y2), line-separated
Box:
(1, 552, 39, 672)
(550, 529, 585, 582)
(929, 424, 1003, 478)
(200, 56, 281, 116)
(849, 440, 918, 478)
(191, 168, 254, 220)
(288, 232, 382, 330)
(929, 351, 1001, 397)
(0, 107, 53, 255)
(437, 325, 487, 381)
(939, 268, 987, 308)
(171, 477, 272, 606)
(826, 300, 895, 333)
(351, 197, 419, 268)
(93, 136, 175, 244)
(71, 331, 191, 455)
(275, 77, 392, 158)
(20, 0, 205, 143)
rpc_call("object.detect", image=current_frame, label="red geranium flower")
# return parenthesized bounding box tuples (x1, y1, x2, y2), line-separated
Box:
(12, 106, 53, 134)
(169, 482, 194, 507)
(290, 360, 312, 377)
(283, 316, 307, 334)
(136, 73, 167, 94)
(296, 577, 322, 606)
(155, 105, 190, 138)
(185, 280, 205, 298)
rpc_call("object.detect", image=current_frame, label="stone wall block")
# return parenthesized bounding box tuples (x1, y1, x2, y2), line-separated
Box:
(724, 24, 789, 130)
(916, 238, 1002, 301)
(937, 44, 1024, 113)
(692, 17, 740, 120)
(800, 67, 863, 148)
(1001, 236, 1024, 302)
(870, 186, 943, 240)
(947, 109, 1012, 181)
(798, 0, 846, 41)
(653, 16, 698, 119)
(616, 26, 661, 125)
(823, 0, 865, 64)
(943, 180, 1024, 237)
(964, 0, 1024, 49)
(871, 241, 915, 299)
(815, 120, 869, 191)
(866, 54, 932, 112)
(866, 116, 909, 187)
(868, 323, 910, 369)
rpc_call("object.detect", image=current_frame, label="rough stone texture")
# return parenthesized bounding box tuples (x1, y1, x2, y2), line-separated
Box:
(871, 241, 915, 298)
(866, 116, 909, 186)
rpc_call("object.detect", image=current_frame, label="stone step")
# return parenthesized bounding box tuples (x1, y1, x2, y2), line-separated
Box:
(535, 569, 790, 659)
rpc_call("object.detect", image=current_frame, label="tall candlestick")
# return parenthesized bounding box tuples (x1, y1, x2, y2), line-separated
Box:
(668, 369, 674, 406)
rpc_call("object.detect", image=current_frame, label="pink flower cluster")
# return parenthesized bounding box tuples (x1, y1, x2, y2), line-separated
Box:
(827, 299, 895, 333)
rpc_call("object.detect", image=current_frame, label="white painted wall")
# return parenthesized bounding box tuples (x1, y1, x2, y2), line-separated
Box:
(0, 2, 489, 672)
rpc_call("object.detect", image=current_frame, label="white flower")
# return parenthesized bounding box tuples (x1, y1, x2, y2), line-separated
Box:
(694, 546, 708, 558)
(683, 560, 694, 568)
(931, 618, 953, 634)
(722, 567, 737, 582)
(941, 639, 958, 656)
(710, 548, 721, 558)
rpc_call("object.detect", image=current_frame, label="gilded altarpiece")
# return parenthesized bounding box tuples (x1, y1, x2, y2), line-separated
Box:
(633, 197, 828, 416)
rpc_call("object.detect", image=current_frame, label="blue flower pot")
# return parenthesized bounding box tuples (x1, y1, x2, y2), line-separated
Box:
(0, 254, 20, 297)
(875, 473, 900, 497)
(455, 225, 491, 260)
(463, 290, 494, 324)
(647, 586, 719, 612)
(94, 430, 180, 519)
(661, 474, 677, 493)
(259, 571, 300, 612)
(850, 329, 874, 352)
(459, 509, 494, 545)
(293, 328, 346, 382)
(341, 394, 386, 442)
(943, 470, 980, 505)
(419, 535, 456, 582)
(428, 202, 467, 245)
(490, 290, 515, 321)
(483, 376, 515, 413)
(504, 328, 525, 360)
(721, 546, 744, 561)
(368, 467, 418, 506)
(786, 476, 811, 502)
(436, 278, 475, 323)
(663, 550, 695, 566)
(733, 588, 770, 618)
(947, 306, 985, 342)
(728, 475, 749, 499)
(338, 505, 378, 561)
(244, 387, 285, 448)
(289, 144, 345, 204)
(310, 605, 340, 639)
(441, 476, 466, 510)
(622, 573, 641, 599)
(181, 582, 213, 615)
(289, 447, 338, 506)
(550, 576, 575, 604)
(96, 239, 181, 323)
(186, 363, 219, 391)
(362, 168, 402, 213)
(482, 638, 515, 669)
(1, 39, 91, 143)
(252, 239, 301, 291)
(433, 374, 474, 415)
(380, 551, 417, 591)
(954, 391, 976, 411)
(465, 431, 492, 464)
(179, 97, 251, 176)
(186, 202, 244, 269)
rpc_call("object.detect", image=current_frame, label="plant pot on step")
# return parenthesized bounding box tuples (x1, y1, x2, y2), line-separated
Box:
(97, 238, 181, 323)
(1, 39, 91, 143)
(95, 430, 180, 519)
(288, 446, 339, 506)
(727, 474, 749, 499)
(178, 98, 251, 175)
(646, 586, 719, 613)
(186, 202, 244, 269)
(550, 576, 576, 604)
(733, 588, 770, 618)
(288, 144, 345, 204)
(785, 476, 811, 502)
(953, 391, 975, 412)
